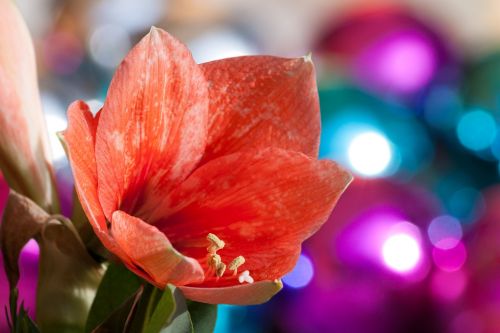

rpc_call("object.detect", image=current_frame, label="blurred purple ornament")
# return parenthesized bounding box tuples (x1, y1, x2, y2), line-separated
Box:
(336, 207, 429, 280)
(454, 185, 500, 333)
(430, 270, 467, 302)
(316, 6, 454, 96)
(42, 31, 84, 75)
(273, 179, 443, 333)
(427, 215, 463, 250)
(432, 242, 467, 273)
(355, 29, 437, 94)
(307, 179, 439, 284)
(450, 311, 484, 333)
(283, 254, 315, 289)
(279, 277, 393, 333)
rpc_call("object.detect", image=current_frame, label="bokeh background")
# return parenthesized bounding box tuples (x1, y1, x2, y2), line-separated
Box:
(2, 0, 500, 332)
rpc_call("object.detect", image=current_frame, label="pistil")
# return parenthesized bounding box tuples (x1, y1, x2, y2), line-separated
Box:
(238, 270, 254, 284)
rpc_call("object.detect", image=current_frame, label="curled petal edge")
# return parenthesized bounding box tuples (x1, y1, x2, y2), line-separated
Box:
(111, 210, 205, 287)
(179, 279, 283, 305)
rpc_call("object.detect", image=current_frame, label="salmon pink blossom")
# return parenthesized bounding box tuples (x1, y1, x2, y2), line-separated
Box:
(0, 0, 56, 211)
(63, 27, 351, 305)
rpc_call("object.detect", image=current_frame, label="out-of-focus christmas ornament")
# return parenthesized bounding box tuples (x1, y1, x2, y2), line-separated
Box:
(319, 85, 434, 179)
(315, 7, 455, 97)
(275, 179, 442, 333)
(450, 185, 500, 333)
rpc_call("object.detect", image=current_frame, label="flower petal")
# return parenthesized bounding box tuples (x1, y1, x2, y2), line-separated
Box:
(95, 27, 208, 220)
(156, 148, 352, 285)
(111, 210, 204, 287)
(0, 0, 55, 210)
(179, 279, 283, 305)
(63, 101, 126, 259)
(200, 55, 320, 163)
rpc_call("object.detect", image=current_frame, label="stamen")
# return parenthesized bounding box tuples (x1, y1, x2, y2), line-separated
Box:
(216, 262, 226, 278)
(207, 233, 225, 253)
(206, 253, 227, 279)
(204, 233, 249, 282)
(207, 253, 221, 268)
(228, 255, 245, 274)
(238, 270, 254, 284)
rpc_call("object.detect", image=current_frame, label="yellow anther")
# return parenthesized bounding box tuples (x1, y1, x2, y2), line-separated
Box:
(205, 234, 247, 281)
(207, 253, 227, 279)
(207, 253, 221, 268)
(207, 233, 225, 254)
(228, 255, 245, 274)
(216, 262, 226, 278)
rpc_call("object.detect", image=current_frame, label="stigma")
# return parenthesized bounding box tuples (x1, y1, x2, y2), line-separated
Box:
(238, 270, 254, 284)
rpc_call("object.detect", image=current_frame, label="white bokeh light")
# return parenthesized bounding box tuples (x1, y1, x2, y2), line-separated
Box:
(378, 35, 436, 93)
(86, 99, 104, 115)
(282, 254, 314, 289)
(188, 28, 258, 64)
(427, 215, 463, 250)
(89, 24, 131, 69)
(347, 131, 392, 177)
(382, 233, 421, 273)
(91, 0, 166, 34)
(42, 94, 68, 164)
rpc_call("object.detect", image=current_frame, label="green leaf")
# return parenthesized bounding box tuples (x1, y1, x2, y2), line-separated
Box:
(16, 303, 40, 333)
(187, 301, 217, 333)
(91, 286, 144, 333)
(99, 283, 216, 333)
(85, 263, 143, 333)
(7, 289, 40, 333)
(142, 286, 175, 333)
(139, 286, 194, 333)
(161, 311, 191, 333)
(159, 287, 193, 333)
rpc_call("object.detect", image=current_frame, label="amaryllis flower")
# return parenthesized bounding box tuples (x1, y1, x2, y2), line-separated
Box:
(63, 27, 351, 304)
(0, 0, 56, 211)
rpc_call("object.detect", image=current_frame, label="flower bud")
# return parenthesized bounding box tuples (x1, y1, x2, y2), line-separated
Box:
(0, 0, 58, 212)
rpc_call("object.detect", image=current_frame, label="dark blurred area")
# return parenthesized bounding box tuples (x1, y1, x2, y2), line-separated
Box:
(3, 0, 500, 332)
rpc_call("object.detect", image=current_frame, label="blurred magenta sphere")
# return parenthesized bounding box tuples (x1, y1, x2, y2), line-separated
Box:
(316, 6, 454, 96)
